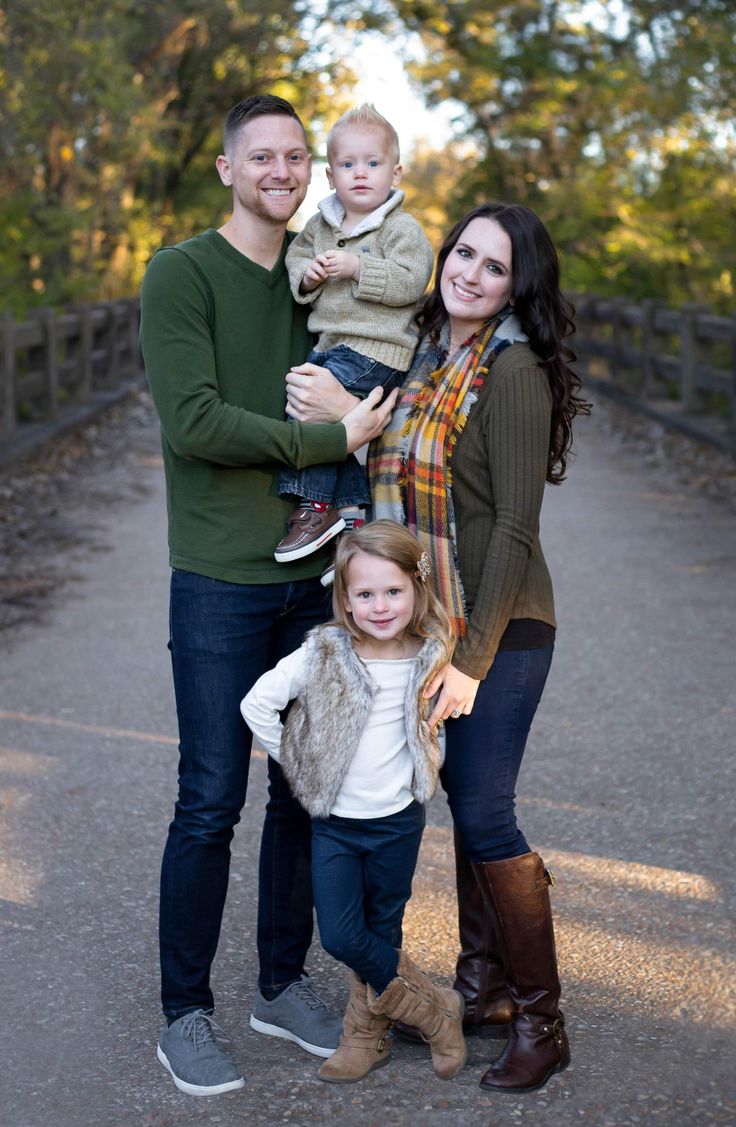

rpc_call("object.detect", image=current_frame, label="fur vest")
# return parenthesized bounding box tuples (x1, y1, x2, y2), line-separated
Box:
(280, 625, 448, 819)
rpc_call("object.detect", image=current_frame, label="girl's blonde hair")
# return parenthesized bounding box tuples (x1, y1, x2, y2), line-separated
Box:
(331, 520, 455, 658)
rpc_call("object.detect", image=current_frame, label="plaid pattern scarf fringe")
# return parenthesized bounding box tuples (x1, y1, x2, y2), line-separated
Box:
(369, 310, 527, 634)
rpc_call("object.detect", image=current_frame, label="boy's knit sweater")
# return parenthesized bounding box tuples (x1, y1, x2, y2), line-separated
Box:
(285, 190, 434, 372)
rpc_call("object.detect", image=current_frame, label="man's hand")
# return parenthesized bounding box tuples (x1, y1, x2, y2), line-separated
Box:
(341, 385, 399, 453)
(314, 249, 361, 282)
(426, 663, 481, 729)
(286, 363, 360, 423)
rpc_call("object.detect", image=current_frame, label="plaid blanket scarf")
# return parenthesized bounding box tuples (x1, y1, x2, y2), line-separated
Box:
(369, 309, 528, 633)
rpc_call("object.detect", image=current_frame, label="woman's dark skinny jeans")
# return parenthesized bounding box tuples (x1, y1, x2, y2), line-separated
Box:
(441, 645, 554, 861)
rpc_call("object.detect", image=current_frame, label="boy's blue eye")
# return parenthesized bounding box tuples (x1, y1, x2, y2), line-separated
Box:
(368, 160, 379, 167)
(342, 160, 353, 169)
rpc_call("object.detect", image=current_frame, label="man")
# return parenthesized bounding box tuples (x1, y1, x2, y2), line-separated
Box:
(140, 94, 398, 1097)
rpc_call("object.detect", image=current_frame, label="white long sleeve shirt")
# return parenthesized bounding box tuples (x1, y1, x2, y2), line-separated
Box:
(242, 644, 424, 819)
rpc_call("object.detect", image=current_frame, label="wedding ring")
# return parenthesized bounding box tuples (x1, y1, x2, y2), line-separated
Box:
(451, 708, 461, 718)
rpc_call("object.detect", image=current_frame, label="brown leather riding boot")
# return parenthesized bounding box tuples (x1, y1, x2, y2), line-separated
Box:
(369, 950, 467, 1080)
(393, 830, 512, 1044)
(452, 828, 513, 1039)
(472, 852, 571, 1093)
(318, 972, 391, 1083)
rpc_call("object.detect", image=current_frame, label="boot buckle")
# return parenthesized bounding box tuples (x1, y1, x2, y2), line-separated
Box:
(550, 1016, 565, 1047)
(544, 868, 556, 887)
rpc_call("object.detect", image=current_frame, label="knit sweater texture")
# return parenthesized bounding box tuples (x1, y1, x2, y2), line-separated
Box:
(139, 229, 347, 583)
(285, 190, 434, 371)
(448, 341, 557, 679)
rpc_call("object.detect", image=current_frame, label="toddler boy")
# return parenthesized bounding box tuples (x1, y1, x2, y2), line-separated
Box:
(275, 104, 434, 563)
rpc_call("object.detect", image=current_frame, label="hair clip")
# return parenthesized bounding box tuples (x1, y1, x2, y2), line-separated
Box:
(416, 551, 431, 583)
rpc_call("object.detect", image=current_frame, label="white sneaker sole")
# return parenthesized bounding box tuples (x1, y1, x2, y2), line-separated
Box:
(274, 517, 346, 562)
(157, 1044, 245, 1096)
(249, 1014, 337, 1058)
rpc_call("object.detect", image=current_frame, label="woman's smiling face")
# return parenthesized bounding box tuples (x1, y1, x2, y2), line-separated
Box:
(439, 216, 514, 345)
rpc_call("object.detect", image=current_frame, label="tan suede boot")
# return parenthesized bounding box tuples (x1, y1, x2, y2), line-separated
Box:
(394, 829, 512, 1045)
(368, 951, 466, 1080)
(317, 972, 391, 1084)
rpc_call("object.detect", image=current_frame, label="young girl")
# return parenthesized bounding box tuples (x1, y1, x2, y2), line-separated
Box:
(241, 520, 466, 1083)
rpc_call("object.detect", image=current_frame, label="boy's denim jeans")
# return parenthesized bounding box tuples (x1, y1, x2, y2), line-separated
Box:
(311, 801, 426, 994)
(159, 568, 330, 1019)
(279, 345, 405, 509)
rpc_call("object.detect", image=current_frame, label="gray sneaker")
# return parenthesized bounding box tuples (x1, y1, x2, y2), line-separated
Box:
(157, 1010, 245, 1096)
(250, 978, 342, 1058)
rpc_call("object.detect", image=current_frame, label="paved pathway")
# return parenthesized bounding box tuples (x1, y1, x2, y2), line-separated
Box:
(1, 401, 734, 1126)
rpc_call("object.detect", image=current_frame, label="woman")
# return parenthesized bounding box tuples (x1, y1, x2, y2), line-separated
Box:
(285, 202, 589, 1093)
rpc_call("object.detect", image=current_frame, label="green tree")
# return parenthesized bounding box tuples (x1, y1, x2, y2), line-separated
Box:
(332, 1, 736, 309)
(0, 0, 353, 315)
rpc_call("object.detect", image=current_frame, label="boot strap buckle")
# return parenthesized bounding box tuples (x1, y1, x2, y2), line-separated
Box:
(551, 1016, 565, 1046)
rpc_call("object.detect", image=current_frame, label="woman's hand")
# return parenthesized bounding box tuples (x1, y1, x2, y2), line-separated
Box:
(286, 363, 359, 423)
(425, 663, 480, 729)
(341, 386, 400, 453)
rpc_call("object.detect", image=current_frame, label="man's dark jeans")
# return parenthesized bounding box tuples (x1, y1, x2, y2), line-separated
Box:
(160, 568, 330, 1019)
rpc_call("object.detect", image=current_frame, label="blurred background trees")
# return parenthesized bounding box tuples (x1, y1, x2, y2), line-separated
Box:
(0, 0, 352, 314)
(2, 0, 734, 315)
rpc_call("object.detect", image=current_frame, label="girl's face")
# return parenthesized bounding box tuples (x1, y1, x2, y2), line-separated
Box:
(440, 216, 514, 343)
(343, 551, 416, 650)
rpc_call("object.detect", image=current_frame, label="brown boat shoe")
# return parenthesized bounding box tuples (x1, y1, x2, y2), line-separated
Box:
(274, 504, 346, 562)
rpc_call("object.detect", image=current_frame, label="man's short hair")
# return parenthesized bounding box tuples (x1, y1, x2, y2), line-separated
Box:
(326, 103, 400, 165)
(223, 95, 306, 155)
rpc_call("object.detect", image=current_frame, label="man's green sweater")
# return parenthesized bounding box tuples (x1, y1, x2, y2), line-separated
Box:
(140, 229, 347, 584)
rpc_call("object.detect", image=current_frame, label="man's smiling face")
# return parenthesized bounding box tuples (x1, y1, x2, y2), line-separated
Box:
(219, 114, 311, 225)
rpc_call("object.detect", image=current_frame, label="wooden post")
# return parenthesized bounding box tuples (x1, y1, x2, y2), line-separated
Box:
(40, 307, 59, 419)
(101, 301, 120, 387)
(680, 303, 709, 414)
(640, 299, 670, 399)
(609, 297, 625, 384)
(77, 304, 94, 402)
(730, 316, 736, 442)
(126, 298, 141, 376)
(0, 313, 16, 438)
(640, 299, 656, 398)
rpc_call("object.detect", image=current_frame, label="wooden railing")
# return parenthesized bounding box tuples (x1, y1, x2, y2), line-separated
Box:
(571, 295, 736, 452)
(1, 295, 734, 455)
(0, 299, 142, 441)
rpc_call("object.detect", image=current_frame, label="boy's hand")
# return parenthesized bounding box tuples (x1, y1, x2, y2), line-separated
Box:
(315, 249, 361, 282)
(300, 258, 329, 293)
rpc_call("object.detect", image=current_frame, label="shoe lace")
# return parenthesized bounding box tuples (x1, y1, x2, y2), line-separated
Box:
(180, 1009, 227, 1051)
(289, 979, 328, 1011)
